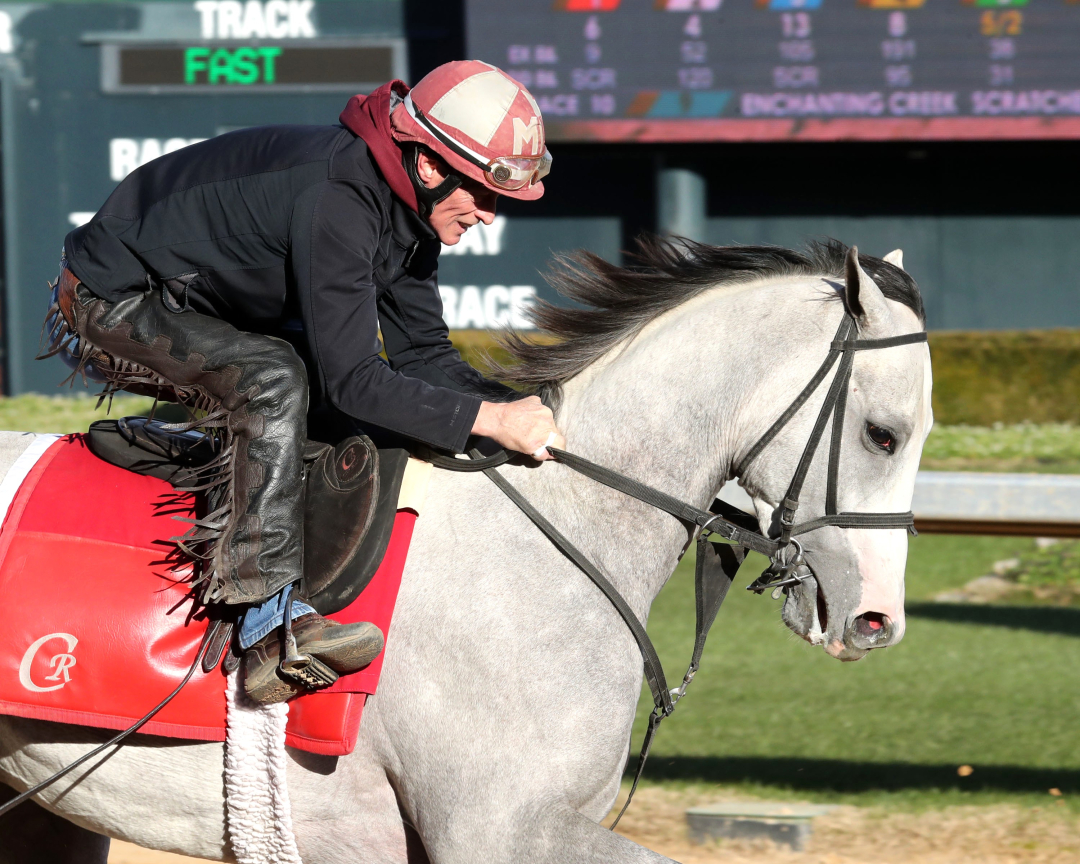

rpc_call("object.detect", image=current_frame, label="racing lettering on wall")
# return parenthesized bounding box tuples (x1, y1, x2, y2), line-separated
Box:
(110, 137, 208, 181)
(439, 285, 536, 330)
(439, 217, 537, 328)
(437, 216, 622, 330)
(193, 0, 317, 40)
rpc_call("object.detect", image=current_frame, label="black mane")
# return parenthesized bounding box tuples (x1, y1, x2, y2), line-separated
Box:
(494, 235, 924, 402)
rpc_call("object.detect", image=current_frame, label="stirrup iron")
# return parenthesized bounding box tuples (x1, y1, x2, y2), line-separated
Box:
(278, 588, 338, 690)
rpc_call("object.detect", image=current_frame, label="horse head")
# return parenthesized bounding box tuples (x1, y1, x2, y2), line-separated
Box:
(498, 237, 932, 664)
(736, 247, 933, 661)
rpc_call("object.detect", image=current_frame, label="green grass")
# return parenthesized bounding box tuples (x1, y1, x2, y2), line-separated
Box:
(0, 393, 154, 433)
(921, 423, 1080, 474)
(630, 534, 1080, 810)
(0, 393, 191, 433)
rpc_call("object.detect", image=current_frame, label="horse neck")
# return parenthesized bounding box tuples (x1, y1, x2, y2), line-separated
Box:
(521, 279, 824, 617)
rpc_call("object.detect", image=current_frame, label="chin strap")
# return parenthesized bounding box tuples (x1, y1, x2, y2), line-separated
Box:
(403, 144, 463, 219)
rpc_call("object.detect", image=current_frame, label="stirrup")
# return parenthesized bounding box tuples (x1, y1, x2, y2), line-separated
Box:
(277, 588, 339, 690)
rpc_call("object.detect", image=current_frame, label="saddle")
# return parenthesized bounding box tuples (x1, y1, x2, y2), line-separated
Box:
(86, 417, 410, 615)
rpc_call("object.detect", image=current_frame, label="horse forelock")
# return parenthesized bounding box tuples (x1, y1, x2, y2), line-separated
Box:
(491, 235, 924, 409)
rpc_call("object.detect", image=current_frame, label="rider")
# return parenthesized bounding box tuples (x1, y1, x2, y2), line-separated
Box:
(43, 60, 565, 704)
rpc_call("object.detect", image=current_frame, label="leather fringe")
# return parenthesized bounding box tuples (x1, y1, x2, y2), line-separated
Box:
(39, 294, 236, 603)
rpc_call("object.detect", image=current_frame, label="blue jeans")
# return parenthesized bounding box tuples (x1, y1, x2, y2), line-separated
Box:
(238, 587, 315, 649)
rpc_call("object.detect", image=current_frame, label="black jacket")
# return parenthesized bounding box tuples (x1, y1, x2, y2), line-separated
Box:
(65, 124, 514, 453)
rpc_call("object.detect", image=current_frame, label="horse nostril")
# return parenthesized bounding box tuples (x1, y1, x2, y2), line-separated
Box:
(849, 612, 892, 648)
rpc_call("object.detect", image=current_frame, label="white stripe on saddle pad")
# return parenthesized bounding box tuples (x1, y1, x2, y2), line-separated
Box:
(0, 433, 61, 523)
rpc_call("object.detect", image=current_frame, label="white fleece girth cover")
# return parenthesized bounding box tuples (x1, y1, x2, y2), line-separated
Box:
(225, 671, 303, 864)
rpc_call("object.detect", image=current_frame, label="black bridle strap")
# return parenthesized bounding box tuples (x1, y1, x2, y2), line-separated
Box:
(739, 318, 929, 545)
(825, 340, 854, 516)
(481, 453, 745, 829)
(833, 332, 929, 351)
(425, 450, 513, 471)
(480, 461, 674, 717)
(775, 318, 854, 543)
(481, 455, 679, 830)
(792, 511, 917, 535)
(733, 323, 847, 478)
(548, 448, 778, 557)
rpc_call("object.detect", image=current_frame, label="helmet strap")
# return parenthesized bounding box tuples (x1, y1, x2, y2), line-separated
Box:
(403, 144, 464, 219)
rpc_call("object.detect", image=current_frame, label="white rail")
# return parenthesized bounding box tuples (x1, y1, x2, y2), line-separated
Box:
(718, 472, 1080, 538)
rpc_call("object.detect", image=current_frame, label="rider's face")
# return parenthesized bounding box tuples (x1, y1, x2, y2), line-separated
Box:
(416, 151, 499, 246)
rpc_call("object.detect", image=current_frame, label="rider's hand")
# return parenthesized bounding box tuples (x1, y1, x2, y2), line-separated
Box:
(472, 397, 566, 461)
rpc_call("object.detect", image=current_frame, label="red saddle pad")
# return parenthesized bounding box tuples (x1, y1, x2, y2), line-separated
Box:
(0, 435, 413, 756)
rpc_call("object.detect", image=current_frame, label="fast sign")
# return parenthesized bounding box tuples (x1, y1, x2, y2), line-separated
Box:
(103, 42, 398, 92)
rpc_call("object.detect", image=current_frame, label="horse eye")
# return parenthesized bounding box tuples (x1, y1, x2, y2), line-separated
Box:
(866, 423, 895, 453)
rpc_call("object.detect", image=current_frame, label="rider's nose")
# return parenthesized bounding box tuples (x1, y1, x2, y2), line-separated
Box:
(846, 612, 894, 650)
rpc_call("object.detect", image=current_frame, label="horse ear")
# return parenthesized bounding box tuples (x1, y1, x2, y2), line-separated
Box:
(883, 249, 904, 270)
(843, 245, 889, 331)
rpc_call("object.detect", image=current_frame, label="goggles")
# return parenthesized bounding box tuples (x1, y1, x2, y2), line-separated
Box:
(487, 152, 552, 191)
(404, 93, 552, 192)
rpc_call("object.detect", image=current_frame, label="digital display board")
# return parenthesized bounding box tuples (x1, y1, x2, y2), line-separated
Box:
(103, 41, 401, 92)
(466, 0, 1080, 141)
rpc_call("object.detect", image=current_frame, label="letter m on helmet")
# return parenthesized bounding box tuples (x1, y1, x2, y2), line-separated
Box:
(513, 116, 541, 156)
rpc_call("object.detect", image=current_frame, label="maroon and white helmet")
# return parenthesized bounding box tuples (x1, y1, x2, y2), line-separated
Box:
(391, 60, 551, 200)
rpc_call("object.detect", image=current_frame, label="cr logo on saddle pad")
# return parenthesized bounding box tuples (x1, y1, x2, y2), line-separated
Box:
(18, 633, 78, 693)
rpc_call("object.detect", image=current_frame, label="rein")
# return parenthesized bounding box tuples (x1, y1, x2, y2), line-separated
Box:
(427, 312, 928, 825)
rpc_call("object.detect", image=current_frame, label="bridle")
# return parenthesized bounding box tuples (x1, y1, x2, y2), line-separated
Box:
(739, 314, 928, 594)
(428, 310, 928, 824)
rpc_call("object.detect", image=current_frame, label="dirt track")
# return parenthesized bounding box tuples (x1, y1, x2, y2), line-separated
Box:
(608, 787, 1080, 864)
(107, 786, 1080, 863)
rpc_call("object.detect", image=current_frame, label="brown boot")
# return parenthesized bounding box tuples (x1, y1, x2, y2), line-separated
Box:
(243, 613, 384, 704)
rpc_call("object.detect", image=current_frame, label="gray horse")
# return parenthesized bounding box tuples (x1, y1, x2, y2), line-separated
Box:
(0, 239, 932, 863)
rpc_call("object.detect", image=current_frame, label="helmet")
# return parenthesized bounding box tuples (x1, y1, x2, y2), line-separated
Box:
(391, 60, 551, 201)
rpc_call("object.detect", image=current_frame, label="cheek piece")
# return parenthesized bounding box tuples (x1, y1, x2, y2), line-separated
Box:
(403, 144, 464, 220)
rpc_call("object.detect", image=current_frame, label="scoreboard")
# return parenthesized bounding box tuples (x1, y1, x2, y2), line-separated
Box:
(465, 0, 1080, 141)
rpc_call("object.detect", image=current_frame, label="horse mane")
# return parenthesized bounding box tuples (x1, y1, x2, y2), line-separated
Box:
(492, 235, 924, 405)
